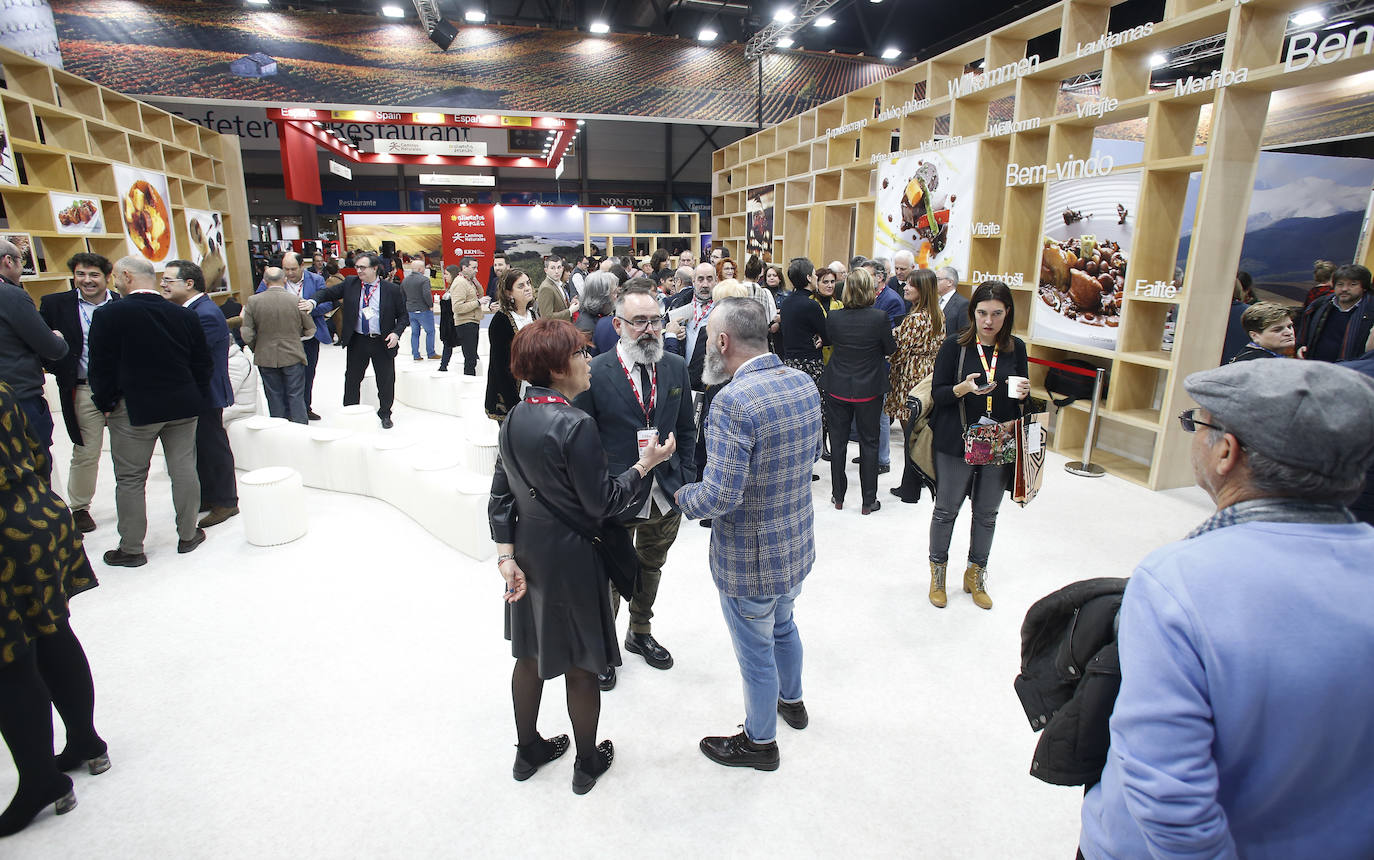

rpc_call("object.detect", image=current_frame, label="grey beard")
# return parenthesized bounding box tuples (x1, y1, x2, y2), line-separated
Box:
(621, 336, 664, 365)
(702, 342, 729, 386)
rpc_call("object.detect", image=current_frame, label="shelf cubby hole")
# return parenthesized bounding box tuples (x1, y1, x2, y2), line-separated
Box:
(0, 189, 53, 228)
(182, 181, 211, 210)
(53, 74, 104, 120)
(101, 94, 142, 133)
(163, 145, 193, 179)
(88, 126, 129, 163)
(999, 184, 1046, 280)
(1, 97, 40, 142)
(786, 147, 809, 176)
(4, 61, 55, 103)
(1145, 100, 1202, 162)
(37, 112, 88, 154)
(129, 137, 165, 171)
(71, 158, 116, 197)
(1106, 361, 1165, 426)
(899, 114, 935, 152)
(18, 150, 73, 191)
(840, 165, 871, 200)
(1118, 298, 1175, 357)
(813, 170, 840, 203)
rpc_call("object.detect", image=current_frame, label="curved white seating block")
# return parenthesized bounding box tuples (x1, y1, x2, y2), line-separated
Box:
(334, 404, 380, 431)
(462, 416, 500, 475)
(395, 367, 465, 416)
(226, 416, 290, 472)
(240, 466, 308, 547)
(308, 427, 372, 495)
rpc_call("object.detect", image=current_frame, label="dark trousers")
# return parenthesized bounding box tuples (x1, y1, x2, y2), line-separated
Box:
(344, 335, 397, 419)
(195, 405, 237, 508)
(824, 394, 882, 506)
(302, 337, 320, 410)
(928, 450, 1011, 567)
(611, 499, 682, 635)
(17, 395, 54, 483)
(440, 322, 479, 374)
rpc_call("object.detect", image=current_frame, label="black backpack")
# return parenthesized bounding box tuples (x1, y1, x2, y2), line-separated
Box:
(1044, 359, 1106, 407)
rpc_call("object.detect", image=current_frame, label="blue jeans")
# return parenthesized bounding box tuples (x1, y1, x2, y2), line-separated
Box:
(409, 310, 436, 358)
(718, 581, 804, 744)
(259, 363, 308, 423)
(850, 413, 892, 466)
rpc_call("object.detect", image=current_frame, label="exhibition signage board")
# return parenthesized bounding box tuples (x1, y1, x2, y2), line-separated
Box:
(440, 205, 498, 285)
(269, 109, 571, 131)
(410, 191, 496, 211)
(369, 140, 488, 157)
(319, 191, 402, 214)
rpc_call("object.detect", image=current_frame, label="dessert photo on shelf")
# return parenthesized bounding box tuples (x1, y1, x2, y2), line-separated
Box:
(112, 164, 178, 266)
(49, 192, 105, 235)
(0, 110, 16, 186)
(872, 141, 978, 277)
(1, 232, 38, 278)
(745, 184, 774, 261)
(186, 208, 230, 292)
(1032, 168, 1143, 352)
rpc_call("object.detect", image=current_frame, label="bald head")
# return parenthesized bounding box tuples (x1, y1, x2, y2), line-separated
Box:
(264, 266, 286, 287)
(410, 259, 427, 274)
(693, 262, 717, 301)
(115, 255, 156, 291)
(0, 239, 20, 282)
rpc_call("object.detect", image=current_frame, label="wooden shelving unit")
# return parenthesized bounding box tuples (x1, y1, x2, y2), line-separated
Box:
(711, 0, 1374, 490)
(0, 45, 252, 306)
(582, 210, 701, 260)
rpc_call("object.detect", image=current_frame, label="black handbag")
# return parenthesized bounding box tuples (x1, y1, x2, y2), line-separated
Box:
(1044, 359, 1106, 407)
(501, 419, 642, 598)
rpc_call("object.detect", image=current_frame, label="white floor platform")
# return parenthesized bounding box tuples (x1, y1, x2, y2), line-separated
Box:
(2, 343, 1215, 858)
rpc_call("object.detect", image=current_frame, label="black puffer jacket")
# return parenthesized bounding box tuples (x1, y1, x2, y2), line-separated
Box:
(1014, 577, 1127, 788)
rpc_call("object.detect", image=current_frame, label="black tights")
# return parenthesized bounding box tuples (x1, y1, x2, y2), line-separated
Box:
(511, 658, 600, 764)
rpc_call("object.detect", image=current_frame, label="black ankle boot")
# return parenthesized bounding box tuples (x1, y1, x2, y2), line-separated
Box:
(571, 740, 614, 795)
(55, 738, 110, 775)
(0, 776, 76, 837)
(512, 734, 570, 781)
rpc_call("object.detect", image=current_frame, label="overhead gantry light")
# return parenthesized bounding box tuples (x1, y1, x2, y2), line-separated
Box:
(699, 27, 718, 41)
(590, 20, 610, 34)
(381, 5, 406, 18)
(1291, 7, 1325, 25)
(881, 46, 900, 59)
(746, 0, 839, 59)
(465, 9, 486, 23)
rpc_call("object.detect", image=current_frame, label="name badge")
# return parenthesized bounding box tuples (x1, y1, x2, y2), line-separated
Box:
(362, 307, 377, 321)
(636, 428, 657, 457)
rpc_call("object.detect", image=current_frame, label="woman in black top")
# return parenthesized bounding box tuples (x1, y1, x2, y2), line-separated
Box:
(819, 267, 896, 514)
(927, 281, 1029, 610)
(484, 269, 538, 421)
(778, 258, 829, 377)
(490, 320, 676, 794)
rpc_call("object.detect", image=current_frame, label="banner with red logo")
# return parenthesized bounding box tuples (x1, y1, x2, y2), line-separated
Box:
(440, 204, 497, 287)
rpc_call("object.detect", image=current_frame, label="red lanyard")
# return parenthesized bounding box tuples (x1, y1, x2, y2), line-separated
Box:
(615, 349, 657, 426)
(692, 299, 713, 327)
(524, 394, 568, 405)
(976, 344, 998, 412)
(362, 282, 377, 306)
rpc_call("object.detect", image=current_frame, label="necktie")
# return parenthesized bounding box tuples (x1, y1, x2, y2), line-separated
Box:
(638, 364, 652, 418)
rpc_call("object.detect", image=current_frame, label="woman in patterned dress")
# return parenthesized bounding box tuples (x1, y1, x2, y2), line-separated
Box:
(886, 268, 945, 503)
(0, 382, 106, 838)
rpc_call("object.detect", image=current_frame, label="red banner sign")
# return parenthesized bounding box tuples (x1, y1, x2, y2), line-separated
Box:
(440, 204, 497, 287)
(267, 108, 570, 130)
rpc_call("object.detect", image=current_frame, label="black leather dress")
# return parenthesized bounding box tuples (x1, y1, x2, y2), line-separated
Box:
(489, 388, 648, 678)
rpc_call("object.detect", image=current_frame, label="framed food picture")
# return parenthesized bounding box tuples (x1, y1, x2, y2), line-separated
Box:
(185, 208, 230, 292)
(0, 108, 16, 186)
(745, 185, 774, 261)
(112, 165, 178, 267)
(872, 141, 980, 277)
(1, 232, 38, 278)
(49, 192, 106, 234)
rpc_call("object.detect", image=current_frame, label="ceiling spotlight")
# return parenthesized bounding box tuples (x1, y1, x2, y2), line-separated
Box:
(1149, 52, 1167, 67)
(813, 15, 834, 27)
(381, 5, 405, 17)
(773, 8, 795, 23)
(589, 20, 610, 34)
(881, 47, 901, 59)
(1291, 8, 1325, 26)
(246, 0, 269, 5)
(699, 27, 718, 41)
(465, 9, 486, 22)
(576, 119, 585, 125)
(776, 37, 794, 48)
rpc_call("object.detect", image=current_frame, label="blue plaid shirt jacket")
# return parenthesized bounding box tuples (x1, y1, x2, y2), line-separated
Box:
(677, 353, 823, 598)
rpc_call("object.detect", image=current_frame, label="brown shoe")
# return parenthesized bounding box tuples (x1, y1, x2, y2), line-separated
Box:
(929, 562, 948, 608)
(197, 506, 239, 529)
(963, 562, 992, 610)
(72, 509, 97, 533)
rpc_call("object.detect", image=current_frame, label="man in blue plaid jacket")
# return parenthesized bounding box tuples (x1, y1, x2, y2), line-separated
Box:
(676, 297, 823, 772)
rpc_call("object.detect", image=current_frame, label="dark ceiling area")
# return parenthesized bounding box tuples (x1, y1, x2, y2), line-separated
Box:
(271, 0, 1167, 63)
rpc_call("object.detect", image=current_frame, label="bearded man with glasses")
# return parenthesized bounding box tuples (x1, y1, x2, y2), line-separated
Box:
(572, 284, 697, 691)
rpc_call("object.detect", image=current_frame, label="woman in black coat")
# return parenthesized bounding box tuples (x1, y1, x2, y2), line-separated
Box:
(484, 269, 538, 421)
(927, 280, 1030, 611)
(819, 267, 896, 514)
(490, 319, 676, 795)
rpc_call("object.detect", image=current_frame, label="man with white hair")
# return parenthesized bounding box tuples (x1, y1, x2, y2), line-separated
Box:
(573, 284, 698, 690)
(401, 259, 438, 361)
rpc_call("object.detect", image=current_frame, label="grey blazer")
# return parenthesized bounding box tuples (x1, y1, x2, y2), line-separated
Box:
(943, 292, 971, 341)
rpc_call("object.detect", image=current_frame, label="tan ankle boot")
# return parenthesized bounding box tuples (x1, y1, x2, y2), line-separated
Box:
(963, 563, 993, 610)
(929, 562, 948, 608)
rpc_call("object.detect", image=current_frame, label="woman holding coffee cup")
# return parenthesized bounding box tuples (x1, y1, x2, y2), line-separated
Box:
(925, 280, 1028, 610)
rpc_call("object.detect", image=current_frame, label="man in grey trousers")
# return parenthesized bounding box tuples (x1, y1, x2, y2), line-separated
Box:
(88, 256, 212, 566)
(401, 260, 438, 361)
(242, 266, 316, 423)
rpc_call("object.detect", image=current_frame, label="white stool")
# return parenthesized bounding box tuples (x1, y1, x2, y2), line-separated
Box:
(334, 404, 379, 432)
(240, 466, 308, 546)
(462, 418, 500, 475)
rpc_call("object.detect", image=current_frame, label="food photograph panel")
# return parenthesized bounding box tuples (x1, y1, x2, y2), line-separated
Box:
(49, 192, 105, 234)
(112, 165, 178, 266)
(872, 141, 979, 276)
(185, 208, 230, 292)
(0, 108, 16, 186)
(1033, 168, 1144, 352)
(2, 232, 38, 278)
(745, 184, 775, 261)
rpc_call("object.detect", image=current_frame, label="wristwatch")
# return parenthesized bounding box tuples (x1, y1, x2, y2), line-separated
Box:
(497, 553, 515, 565)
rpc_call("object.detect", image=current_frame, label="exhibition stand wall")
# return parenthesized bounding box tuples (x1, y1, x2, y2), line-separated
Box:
(0, 45, 253, 306)
(711, 0, 1374, 490)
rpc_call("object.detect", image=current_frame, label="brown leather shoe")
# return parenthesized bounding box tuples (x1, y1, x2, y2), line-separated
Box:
(197, 506, 239, 529)
(72, 509, 96, 533)
(700, 730, 779, 771)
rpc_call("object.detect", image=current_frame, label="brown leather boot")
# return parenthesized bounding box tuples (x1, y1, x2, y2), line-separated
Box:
(928, 562, 948, 608)
(964, 563, 993, 610)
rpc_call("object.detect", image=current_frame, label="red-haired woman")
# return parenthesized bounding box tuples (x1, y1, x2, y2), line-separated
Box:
(489, 319, 676, 794)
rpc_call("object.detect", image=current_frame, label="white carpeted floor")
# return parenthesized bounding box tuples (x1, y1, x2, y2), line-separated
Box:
(2, 343, 1215, 858)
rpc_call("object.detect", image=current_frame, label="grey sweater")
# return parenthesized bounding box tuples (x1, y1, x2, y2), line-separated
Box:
(0, 279, 67, 399)
(401, 272, 434, 313)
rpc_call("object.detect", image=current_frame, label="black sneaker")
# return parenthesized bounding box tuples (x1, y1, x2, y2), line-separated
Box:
(72, 509, 96, 533)
(777, 699, 809, 730)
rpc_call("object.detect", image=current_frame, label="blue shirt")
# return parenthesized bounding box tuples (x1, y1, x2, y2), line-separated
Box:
(357, 279, 382, 335)
(1080, 519, 1374, 860)
(873, 284, 905, 328)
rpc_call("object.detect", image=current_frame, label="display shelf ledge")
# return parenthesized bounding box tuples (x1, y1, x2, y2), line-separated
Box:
(1124, 291, 1184, 304)
(1149, 155, 1206, 175)
(1116, 349, 1173, 368)
(1031, 337, 1120, 363)
(1107, 408, 1164, 432)
(1081, 449, 1152, 487)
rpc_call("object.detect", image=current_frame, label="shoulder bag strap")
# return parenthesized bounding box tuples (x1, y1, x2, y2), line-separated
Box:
(957, 345, 970, 430)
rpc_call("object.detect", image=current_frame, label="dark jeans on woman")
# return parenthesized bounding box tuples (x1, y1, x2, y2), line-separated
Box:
(928, 450, 1011, 566)
(824, 394, 882, 506)
(440, 322, 479, 374)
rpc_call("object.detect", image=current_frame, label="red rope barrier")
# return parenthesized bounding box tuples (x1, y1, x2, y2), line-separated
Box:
(1028, 356, 1100, 378)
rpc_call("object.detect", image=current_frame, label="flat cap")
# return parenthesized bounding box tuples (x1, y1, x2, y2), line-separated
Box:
(1184, 359, 1374, 478)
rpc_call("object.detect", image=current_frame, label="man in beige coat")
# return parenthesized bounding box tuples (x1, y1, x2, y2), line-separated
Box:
(535, 254, 578, 321)
(242, 267, 316, 423)
(440, 255, 484, 374)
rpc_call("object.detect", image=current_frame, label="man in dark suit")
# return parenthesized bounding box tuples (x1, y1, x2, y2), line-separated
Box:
(39, 253, 119, 533)
(573, 284, 697, 691)
(485, 252, 508, 301)
(164, 259, 238, 528)
(308, 251, 408, 429)
(0, 237, 69, 484)
(937, 266, 970, 341)
(89, 256, 213, 566)
(258, 251, 333, 420)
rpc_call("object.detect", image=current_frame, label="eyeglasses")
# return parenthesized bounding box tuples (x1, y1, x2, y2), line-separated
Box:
(572, 347, 593, 359)
(1177, 408, 1227, 434)
(616, 315, 664, 331)
(160, 276, 184, 284)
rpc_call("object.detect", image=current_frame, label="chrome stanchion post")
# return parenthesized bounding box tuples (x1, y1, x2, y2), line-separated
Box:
(1065, 368, 1107, 477)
